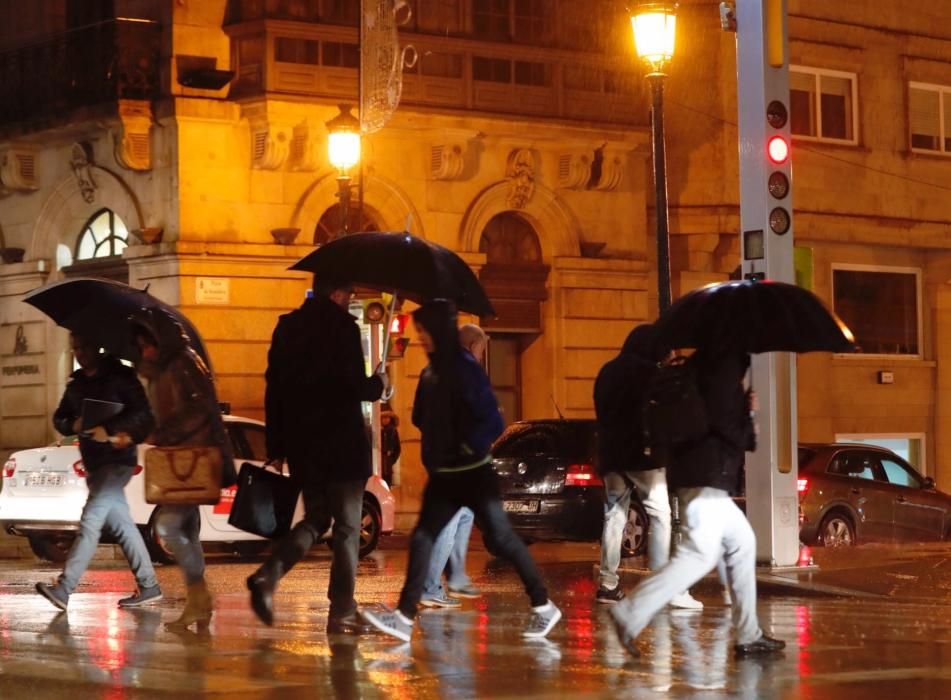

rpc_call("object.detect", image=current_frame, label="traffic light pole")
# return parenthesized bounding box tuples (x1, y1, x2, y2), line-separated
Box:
(734, 0, 801, 567)
(648, 72, 673, 314)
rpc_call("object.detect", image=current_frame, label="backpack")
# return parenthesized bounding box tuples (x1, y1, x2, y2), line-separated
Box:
(642, 355, 709, 460)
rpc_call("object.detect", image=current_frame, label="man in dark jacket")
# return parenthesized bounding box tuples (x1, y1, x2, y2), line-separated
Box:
(36, 333, 159, 611)
(610, 348, 786, 657)
(594, 324, 701, 610)
(362, 301, 561, 643)
(248, 276, 385, 633)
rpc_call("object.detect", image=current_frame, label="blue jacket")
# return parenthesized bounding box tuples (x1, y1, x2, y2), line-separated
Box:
(412, 350, 503, 473)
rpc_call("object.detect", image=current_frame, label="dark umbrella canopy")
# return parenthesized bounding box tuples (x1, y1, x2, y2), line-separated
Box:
(290, 231, 495, 317)
(653, 279, 855, 354)
(23, 277, 213, 369)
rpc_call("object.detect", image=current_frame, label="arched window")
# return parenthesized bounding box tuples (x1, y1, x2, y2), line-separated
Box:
(75, 209, 130, 261)
(478, 212, 542, 264)
(314, 204, 380, 245)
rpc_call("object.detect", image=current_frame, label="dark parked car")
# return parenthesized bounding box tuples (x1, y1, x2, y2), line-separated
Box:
(798, 443, 951, 546)
(488, 419, 649, 557)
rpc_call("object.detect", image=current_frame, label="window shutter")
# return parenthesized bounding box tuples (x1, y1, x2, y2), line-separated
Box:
(909, 87, 940, 150)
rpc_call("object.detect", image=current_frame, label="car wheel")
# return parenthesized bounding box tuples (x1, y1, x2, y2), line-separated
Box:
(145, 508, 177, 565)
(621, 503, 649, 558)
(359, 498, 382, 558)
(28, 534, 74, 563)
(233, 541, 270, 558)
(818, 512, 855, 547)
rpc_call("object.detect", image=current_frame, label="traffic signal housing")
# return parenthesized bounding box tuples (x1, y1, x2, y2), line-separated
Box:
(387, 313, 410, 360)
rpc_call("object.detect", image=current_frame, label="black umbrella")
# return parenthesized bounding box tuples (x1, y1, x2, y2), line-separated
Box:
(23, 277, 213, 369)
(653, 279, 855, 354)
(290, 231, 495, 317)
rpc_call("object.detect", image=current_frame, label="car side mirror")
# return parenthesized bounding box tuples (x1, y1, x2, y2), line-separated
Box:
(923, 476, 935, 489)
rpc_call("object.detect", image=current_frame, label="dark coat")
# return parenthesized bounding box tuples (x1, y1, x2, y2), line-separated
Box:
(594, 326, 659, 476)
(667, 350, 754, 492)
(131, 308, 235, 486)
(53, 355, 154, 471)
(412, 350, 504, 473)
(265, 295, 383, 484)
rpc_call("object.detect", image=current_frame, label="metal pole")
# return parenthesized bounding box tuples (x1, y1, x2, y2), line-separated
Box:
(648, 72, 672, 314)
(337, 174, 351, 237)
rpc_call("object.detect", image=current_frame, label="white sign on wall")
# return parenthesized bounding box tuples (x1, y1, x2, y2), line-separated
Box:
(196, 277, 230, 305)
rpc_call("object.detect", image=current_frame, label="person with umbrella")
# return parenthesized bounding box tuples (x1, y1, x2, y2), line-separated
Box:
(362, 300, 561, 642)
(36, 333, 161, 611)
(247, 275, 387, 634)
(130, 308, 235, 631)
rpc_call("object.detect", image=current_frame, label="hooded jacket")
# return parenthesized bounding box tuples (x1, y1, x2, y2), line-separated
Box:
(411, 301, 503, 473)
(265, 295, 383, 484)
(53, 354, 154, 471)
(131, 308, 234, 484)
(594, 324, 660, 476)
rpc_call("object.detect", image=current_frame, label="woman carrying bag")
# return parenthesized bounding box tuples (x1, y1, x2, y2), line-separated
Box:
(131, 308, 235, 631)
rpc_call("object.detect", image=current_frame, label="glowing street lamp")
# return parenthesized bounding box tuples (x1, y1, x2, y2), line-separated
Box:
(326, 104, 361, 237)
(631, 2, 678, 312)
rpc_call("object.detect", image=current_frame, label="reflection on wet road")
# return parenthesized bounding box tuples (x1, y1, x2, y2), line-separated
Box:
(1, 542, 950, 698)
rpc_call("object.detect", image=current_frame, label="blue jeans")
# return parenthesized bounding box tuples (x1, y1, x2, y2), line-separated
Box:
(155, 505, 205, 585)
(422, 506, 474, 598)
(59, 464, 158, 594)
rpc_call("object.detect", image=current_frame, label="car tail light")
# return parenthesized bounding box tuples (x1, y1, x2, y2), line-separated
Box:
(565, 463, 603, 487)
(133, 464, 143, 476)
(2, 457, 14, 478)
(797, 478, 810, 497)
(72, 459, 87, 478)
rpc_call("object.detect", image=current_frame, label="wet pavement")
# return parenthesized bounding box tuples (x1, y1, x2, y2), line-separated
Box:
(1, 540, 950, 698)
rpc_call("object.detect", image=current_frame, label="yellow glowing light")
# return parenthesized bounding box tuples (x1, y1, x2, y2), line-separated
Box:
(631, 3, 677, 71)
(326, 104, 361, 172)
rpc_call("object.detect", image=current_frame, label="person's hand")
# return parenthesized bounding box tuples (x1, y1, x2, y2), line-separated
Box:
(71, 418, 83, 434)
(111, 432, 132, 449)
(746, 389, 759, 413)
(376, 364, 394, 401)
(88, 425, 109, 443)
(265, 457, 285, 473)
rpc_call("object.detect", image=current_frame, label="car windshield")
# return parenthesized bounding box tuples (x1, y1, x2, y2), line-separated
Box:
(492, 422, 595, 462)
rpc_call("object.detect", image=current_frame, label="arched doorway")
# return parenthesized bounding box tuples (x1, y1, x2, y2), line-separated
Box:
(62, 208, 131, 282)
(478, 212, 550, 424)
(314, 203, 380, 244)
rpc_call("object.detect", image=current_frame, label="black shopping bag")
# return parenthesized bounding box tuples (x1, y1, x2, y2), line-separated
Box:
(228, 462, 300, 539)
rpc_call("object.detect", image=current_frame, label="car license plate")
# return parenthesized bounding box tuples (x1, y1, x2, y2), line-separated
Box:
(25, 473, 63, 487)
(503, 500, 539, 514)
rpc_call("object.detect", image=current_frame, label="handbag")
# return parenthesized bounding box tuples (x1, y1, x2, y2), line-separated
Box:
(227, 462, 300, 539)
(144, 446, 224, 505)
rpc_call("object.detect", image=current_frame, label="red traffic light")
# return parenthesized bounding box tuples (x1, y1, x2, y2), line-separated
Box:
(768, 135, 789, 164)
(390, 313, 409, 335)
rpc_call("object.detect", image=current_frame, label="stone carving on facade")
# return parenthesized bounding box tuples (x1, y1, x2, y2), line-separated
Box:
(505, 148, 536, 209)
(430, 142, 466, 180)
(557, 150, 592, 190)
(114, 100, 153, 171)
(593, 147, 625, 191)
(289, 121, 321, 171)
(0, 145, 39, 193)
(70, 142, 97, 204)
(244, 105, 291, 170)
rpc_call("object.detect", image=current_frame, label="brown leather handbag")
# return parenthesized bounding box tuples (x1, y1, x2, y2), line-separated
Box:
(144, 446, 223, 505)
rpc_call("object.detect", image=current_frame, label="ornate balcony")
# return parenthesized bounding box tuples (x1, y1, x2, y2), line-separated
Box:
(0, 19, 161, 135)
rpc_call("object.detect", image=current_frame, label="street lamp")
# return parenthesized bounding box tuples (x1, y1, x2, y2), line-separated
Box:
(326, 104, 361, 237)
(631, 2, 677, 313)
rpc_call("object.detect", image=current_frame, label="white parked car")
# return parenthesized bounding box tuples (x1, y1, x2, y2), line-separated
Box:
(0, 415, 395, 563)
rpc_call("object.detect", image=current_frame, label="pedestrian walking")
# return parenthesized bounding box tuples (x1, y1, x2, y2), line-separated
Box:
(380, 403, 401, 486)
(610, 346, 786, 657)
(362, 300, 561, 642)
(418, 323, 488, 608)
(247, 276, 386, 634)
(130, 309, 235, 631)
(593, 324, 702, 610)
(36, 333, 161, 611)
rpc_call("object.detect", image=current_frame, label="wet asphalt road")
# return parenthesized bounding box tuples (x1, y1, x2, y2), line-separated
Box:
(1, 540, 950, 699)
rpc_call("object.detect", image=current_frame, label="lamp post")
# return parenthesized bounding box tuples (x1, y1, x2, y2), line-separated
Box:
(631, 2, 677, 313)
(326, 104, 361, 238)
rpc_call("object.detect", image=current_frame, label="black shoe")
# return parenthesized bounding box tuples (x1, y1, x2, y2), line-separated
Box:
(734, 634, 786, 657)
(596, 586, 625, 604)
(327, 610, 374, 635)
(36, 582, 69, 611)
(247, 574, 275, 626)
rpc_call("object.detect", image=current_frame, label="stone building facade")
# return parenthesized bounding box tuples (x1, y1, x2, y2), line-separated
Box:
(0, 0, 949, 523)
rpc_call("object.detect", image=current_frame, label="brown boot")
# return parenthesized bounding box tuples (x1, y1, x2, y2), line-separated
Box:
(167, 579, 214, 631)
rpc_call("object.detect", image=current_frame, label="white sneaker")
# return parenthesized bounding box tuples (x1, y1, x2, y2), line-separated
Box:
(362, 606, 415, 642)
(669, 592, 703, 610)
(522, 600, 562, 638)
